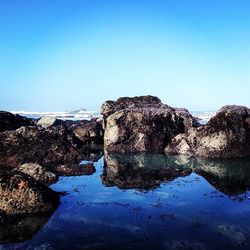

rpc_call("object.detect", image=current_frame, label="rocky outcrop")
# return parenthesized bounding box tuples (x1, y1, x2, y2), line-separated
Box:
(101, 96, 199, 153)
(18, 163, 57, 185)
(0, 125, 82, 168)
(71, 119, 103, 145)
(101, 152, 191, 189)
(165, 105, 250, 158)
(101, 95, 163, 127)
(0, 111, 33, 133)
(0, 172, 59, 215)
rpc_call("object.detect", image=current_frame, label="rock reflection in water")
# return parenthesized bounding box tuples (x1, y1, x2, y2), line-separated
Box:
(193, 158, 250, 195)
(101, 152, 191, 189)
(102, 152, 250, 195)
(0, 212, 56, 244)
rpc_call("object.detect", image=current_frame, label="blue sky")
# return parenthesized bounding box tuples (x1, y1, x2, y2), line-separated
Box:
(0, 0, 250, 111)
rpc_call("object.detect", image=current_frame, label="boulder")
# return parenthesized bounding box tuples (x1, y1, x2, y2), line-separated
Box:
(101, 96, 199, 153)
(0, 125, 82, 168)
(165, 105, 250, 158)
(37, 116, 62, 128)
(0, 111, 33, 133)
(0, 172, 59, 215)
(18, 163, 57, 185)
(72, 119, 103, 145)
(101, 95, 163, 127)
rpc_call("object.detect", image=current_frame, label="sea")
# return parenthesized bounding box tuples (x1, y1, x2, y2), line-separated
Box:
(1, 110, 250, 250)
(10, 109, 216, 124)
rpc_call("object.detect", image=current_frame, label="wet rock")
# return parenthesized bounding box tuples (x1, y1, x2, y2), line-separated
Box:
(0, 111, 33, 133)
(0, 172, 60, 215)
(101, 152, 191, 189)
(0, 125, 82, 168)
(54, 163, 96, 176)
(72, 119, 103, 145)
(101, 96, 198, 154)
(165, 105, 250, 158)
(18, 163, 57, 185)
(37, 116, 63, 128)
(101, 95, 163, 127)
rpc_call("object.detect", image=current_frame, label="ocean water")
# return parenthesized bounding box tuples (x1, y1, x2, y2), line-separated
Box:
(11, 110, 215, 124)
(1, 153, 250, 250)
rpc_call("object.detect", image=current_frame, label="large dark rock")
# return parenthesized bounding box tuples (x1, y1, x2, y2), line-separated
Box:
(101, 95, 163, 127)
(0, 172, 59, 215)
(0, 125, 82, 168)
(165, 105, 250, 158)
(0, 111, 33, 133)
(101, 96, 199, 153)
(71, 119, 103, 145)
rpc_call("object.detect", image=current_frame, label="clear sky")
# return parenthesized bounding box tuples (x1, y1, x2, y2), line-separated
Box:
(0, 0, 250, 112)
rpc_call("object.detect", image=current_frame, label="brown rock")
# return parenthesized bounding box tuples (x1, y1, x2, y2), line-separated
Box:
(0, 172, 59, 215)
(101, 96, 199, 153)
(54, 163, 96, 176)
(0, 111, 34, 133)
(165, 105, 250, 158)
(18, 163, 58, 185)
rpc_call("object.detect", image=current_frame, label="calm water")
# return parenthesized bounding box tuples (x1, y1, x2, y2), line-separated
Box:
(1, 153, 250, 250)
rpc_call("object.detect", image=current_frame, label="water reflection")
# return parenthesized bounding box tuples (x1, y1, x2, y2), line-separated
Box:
(0, 212, 57, 244)
(193, 158, 250, 195)
(102, 152, 250, 195)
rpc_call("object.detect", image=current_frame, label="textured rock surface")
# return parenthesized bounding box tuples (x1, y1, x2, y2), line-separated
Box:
(0, 172, 59, 215)
(18, 163, 57, 185)
(101, 96, 198, 153)
(0, 111, 33, 133)
(72, 119, 103, 145)
(165, 105, 250, 158)
(0, 125, 82, 168)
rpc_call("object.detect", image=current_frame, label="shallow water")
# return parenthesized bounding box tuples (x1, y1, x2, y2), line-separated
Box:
(1, 153, 250, 250)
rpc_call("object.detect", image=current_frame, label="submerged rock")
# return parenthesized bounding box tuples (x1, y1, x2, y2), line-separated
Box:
(101, 96, 198, 154)
(54, 163, 96, 176)
(18, 163, 57, 185)
(0, 111, 33, 133)
(0, 172, 59, 215)
(165, 105, 250, 158)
